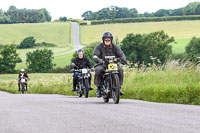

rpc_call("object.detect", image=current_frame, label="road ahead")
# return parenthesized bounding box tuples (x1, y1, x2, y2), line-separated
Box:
(0, 91, 200, 133)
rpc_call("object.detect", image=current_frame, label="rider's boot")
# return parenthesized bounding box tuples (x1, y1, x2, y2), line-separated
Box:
(120, 89, 124, 96)
(72, 82, 77, 91)
(18, 83, 20, 91)
(25, 83, 28, 91)
(89, 80, 94, 90)
(96, 86, 101, 98)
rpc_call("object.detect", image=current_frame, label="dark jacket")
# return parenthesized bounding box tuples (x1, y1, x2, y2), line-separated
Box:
(70, 57, 93, 70)
(18, 73, 29, 79)
(93, 43, 127, 64)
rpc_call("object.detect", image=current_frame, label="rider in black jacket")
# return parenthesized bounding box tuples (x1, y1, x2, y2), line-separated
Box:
(93, 32, 127, 97)
(70, 49, 94, 91)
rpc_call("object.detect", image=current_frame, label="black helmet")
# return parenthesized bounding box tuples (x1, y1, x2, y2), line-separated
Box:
(102, 32, 113, 41)
(77, 49, 85, 56)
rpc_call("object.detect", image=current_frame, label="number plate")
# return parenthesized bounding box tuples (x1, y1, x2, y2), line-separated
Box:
(82, 69, 88, 74)
(108, 63, 118, 71)
(21, 79, 26, 83)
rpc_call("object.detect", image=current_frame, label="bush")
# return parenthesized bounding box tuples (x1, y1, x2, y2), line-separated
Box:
(0, 44, 22, 73)
(91, 15, 200, 25)
(18, 37, 36, 48)
(36, 42, 56, 47)
(170, 53, 188, 62)
(121, 31, 175, 65)
(51, 65, 71, 73)
(26, 49, 55, 73)
(185, 37, 200, 62)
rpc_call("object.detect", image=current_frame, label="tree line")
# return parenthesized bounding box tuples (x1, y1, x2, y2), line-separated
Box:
(82, 2, 200, 20)
(0, 6, 51, 24)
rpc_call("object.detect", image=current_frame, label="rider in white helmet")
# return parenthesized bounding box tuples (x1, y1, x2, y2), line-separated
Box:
(18, 69, 29, 91)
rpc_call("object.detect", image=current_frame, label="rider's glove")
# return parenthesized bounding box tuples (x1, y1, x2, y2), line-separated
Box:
(121, 60, 128, 65)
(91, 67, 95, 72)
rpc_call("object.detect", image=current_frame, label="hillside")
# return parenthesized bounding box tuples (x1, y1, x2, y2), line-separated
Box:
(80, 20, 200, 53)
(0, 22, 71, 47)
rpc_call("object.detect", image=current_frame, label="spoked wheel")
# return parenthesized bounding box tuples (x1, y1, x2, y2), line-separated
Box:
(103, 81, 110, 103)
(103, 95, 109, 103)
(112, 74, 120, 104)
(78, 83, 82, 97)
(84, 79, 89, 98)
(21, 84, 25, 94)
(78, 93, 82, 97)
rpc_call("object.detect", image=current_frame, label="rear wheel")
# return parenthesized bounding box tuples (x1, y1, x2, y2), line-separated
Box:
(112, 74, 120, 104)
(84, 79, 89, 98)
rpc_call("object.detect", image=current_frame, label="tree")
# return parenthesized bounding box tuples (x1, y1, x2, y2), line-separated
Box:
(18, 37, 36, 48)
(26, 49, 55, 73)
(81, 11, 93, 20)
(172, 8, 184, 16)
(0, 44, 22, 73)
(183, 2, 200, 15)
(154, 9, 172, 17)
(185, 37, 200, 61)
(59, 16, 67, 22)
(121, 31, 175, 65)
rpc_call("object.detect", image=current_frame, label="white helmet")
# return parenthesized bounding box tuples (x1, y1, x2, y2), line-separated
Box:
(21, 69, 25, 72)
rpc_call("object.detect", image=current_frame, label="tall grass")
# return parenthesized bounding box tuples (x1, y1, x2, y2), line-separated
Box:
(0, 60, 200, 105)
(122, 60, 200, 105)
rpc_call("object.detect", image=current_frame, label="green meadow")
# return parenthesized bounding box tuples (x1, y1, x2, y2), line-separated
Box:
(80, 21, 200, 53)
(0, 22, 74, 69)
(0, 22, 71, 46)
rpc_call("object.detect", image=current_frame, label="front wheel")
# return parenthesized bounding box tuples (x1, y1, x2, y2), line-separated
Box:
(84, 79, 89, 98)
(21, 83, 25, 94)
(112, 74, 120, 104)
(103, 95, 109, 103)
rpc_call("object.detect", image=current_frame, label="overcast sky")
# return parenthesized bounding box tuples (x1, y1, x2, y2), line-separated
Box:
(1, 0, 199, 20)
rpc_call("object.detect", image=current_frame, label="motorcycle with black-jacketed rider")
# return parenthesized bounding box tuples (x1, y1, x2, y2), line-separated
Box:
(71, 63, 92, 98)
(19, 76, 29, 94)
(94, 55, 123, 104)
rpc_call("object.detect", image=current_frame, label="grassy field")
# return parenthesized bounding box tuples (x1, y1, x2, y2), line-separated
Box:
(80, 21, 200, 53)
(0, 22, 71, 46)
(1, 61, 200, 105)
(0, 22, 74, 68)
(53, 53, 74, 68)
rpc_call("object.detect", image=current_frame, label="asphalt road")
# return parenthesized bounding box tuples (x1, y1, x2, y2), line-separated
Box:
(54, 22, 83, 57)
(0, 91, 200, 133)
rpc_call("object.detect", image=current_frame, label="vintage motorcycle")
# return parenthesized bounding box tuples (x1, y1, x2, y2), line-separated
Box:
(19, 76, 29, 94)
(94, 55, 123, 104)
(71, 63, 91, 98)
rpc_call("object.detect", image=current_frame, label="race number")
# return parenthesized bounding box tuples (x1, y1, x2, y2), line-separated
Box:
(108, 63, 118, 71)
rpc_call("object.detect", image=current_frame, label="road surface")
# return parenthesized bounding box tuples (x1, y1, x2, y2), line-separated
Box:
(0, 91, 200, 133)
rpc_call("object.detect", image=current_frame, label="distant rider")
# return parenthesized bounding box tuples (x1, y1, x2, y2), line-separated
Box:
(18, 69, 29, 91)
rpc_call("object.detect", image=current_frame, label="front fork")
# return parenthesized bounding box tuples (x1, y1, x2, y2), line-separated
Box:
(103, 71, 119, 95)
(77, 75, 89, 94)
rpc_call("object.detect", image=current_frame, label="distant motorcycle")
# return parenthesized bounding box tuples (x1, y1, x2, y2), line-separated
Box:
(94, 55, 124, 104)
(71, 63, 91, 98)
(19, 76, 29, 94)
